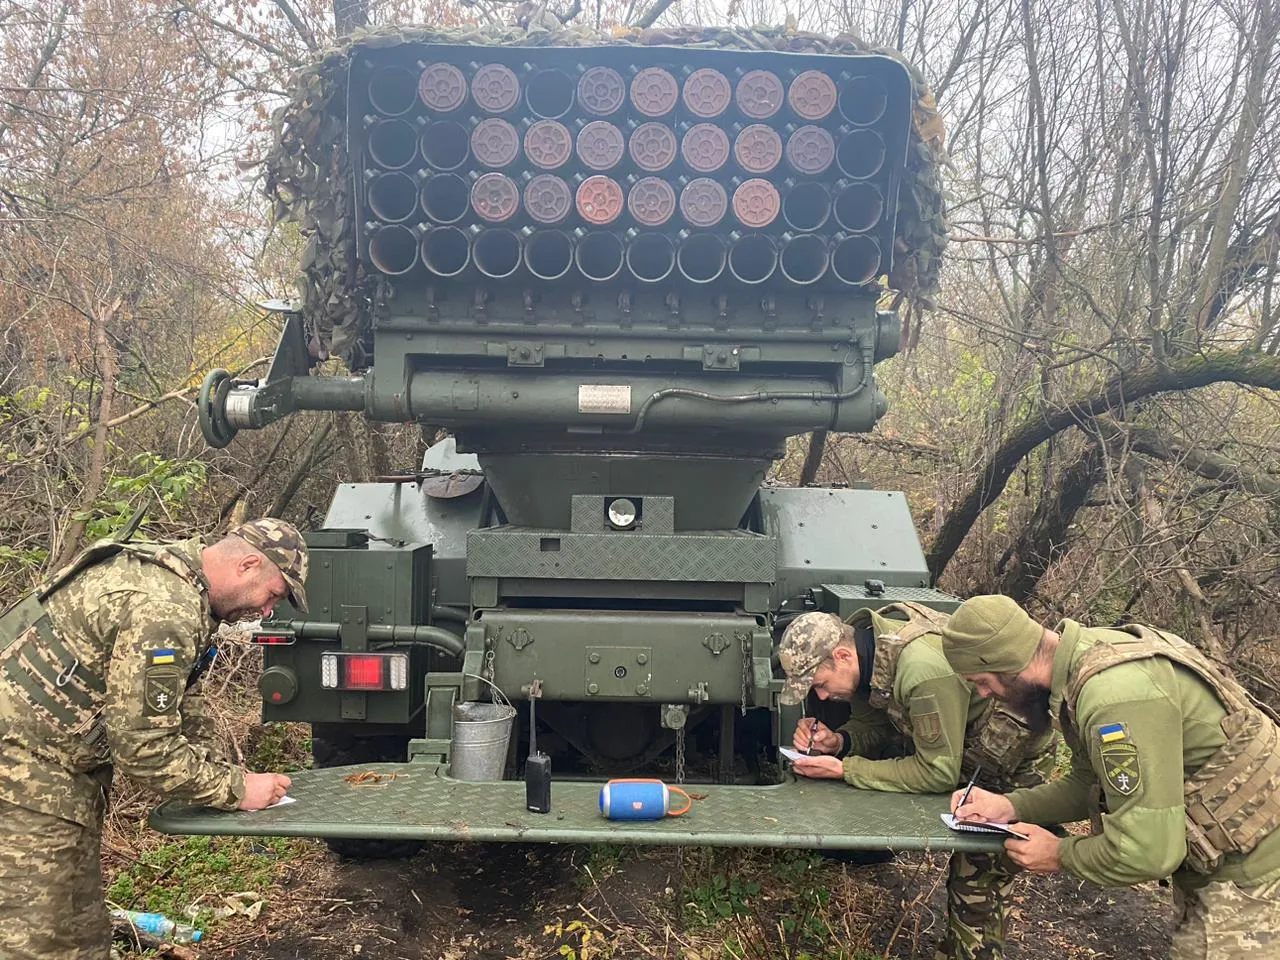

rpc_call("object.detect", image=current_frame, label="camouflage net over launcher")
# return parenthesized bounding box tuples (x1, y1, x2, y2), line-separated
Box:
(265, 21, 949, 370)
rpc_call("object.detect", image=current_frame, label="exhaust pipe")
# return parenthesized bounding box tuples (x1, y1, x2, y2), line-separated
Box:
(523, 172, 572, 224)
(416, 62, 467, 113)
(625, 232, 676, 283)
(679, 177, 728, 228)
(838, 74, 889, 125)
(470, 172, 520, 223)
(526, 68, 576, 119)
(677, 233, 726, 284)
(366, 171, 418, 223)
(420, 120, 469, 171)
(682, 67, 732, 119)
(830, 234, 882, 285)
(836, 128, 887, 179)
(788, 69, 838, 121)
(578, 65, 625, 116)
(833, 182, 884, 233)
(785, 124, 836, 175)
(575, 230, 625, 282)
(630, 66, 679, 117)
(732, 178, 780, 229)
(367, 65, 418, 116)
(524, 229, 574, 281)
(735, 68, 783, 120)
(471, 62, 520, 114)
(778, 233, 829, 285)
(781, 180, 832, 232)
(366, 118, 417, 170)
(472, 228, 522, 279)
(421, 226, 470, 277)
(420, 173, 469, 224)
(727, 233, 777, 284)
(368, 224, 419, 276)
(734, 123, 783, 175)
(627, 176, 676, 227)
(471, 117, 520, 168)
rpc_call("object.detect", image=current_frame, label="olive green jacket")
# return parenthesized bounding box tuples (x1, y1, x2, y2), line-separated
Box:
(1008, 620, 1280, 890)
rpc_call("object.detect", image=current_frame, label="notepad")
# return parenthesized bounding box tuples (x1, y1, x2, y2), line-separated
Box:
(941, 813, 1029, 840)
(779, 747, 807, 762)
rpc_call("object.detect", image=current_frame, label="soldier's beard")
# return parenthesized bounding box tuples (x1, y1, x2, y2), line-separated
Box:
(1000, 674, 1054, 736)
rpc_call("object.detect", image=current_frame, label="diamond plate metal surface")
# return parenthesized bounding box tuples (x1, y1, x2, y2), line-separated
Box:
(467, 529, 775, 581)
(151, 765, 1003, 852)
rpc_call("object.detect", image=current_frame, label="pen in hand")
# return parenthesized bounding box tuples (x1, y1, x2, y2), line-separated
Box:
(957, 765, 981, 816)
(806, 718, 819, 756)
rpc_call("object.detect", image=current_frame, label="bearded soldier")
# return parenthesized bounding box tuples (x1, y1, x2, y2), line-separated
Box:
(0, 518, 308, 960)
(778, 604, 1056, 960)
(939, 595, 1280, 959)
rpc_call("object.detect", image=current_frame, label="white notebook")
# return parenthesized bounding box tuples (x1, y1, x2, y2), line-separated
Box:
(941, 813, 1029, 840)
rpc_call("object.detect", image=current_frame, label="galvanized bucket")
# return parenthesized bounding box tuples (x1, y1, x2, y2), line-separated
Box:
(449, 699, 515, 781)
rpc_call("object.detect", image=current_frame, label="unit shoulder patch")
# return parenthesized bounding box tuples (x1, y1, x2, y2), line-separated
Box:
(1100, 740, 1141, 796)
(143, 650, 182, 716)
(910, 694, 944, 746)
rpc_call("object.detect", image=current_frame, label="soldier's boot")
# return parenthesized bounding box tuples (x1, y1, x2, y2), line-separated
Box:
(935, 850, 1015, 960)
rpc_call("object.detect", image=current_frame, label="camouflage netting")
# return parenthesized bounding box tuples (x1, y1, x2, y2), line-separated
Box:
(264, 21, 949, 370)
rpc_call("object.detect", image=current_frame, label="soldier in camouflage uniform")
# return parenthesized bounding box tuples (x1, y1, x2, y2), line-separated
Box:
(778, 605, 1056, 960)
(939, 595, 1280, 959)
(0, 518, 309, 960)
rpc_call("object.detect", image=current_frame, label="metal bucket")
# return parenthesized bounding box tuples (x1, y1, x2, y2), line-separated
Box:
(449, 701, 516, 781)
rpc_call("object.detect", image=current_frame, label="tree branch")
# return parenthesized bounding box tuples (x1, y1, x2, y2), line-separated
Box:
(632, 0, 675, 28)
(1107, 420, 1280, 497)
(272, 0, 318, 51)
(798, 430, 827, 486)
(927, 352, 1280, 580)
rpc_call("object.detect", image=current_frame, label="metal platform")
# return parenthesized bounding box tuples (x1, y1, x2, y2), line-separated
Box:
(150, 764, 1003, 852)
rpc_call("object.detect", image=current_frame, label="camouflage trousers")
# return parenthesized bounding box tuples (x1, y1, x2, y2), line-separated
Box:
(0, 798, 111, 960)
(1171, 875, 1280, 958)
(934, 851, 1016, 960)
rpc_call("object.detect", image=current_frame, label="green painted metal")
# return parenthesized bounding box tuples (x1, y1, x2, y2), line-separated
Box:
(150, 765, 1003, 853)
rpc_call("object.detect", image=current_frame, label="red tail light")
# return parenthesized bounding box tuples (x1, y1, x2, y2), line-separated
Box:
(251, 631, 295, 645)
(342, 655, 385, 690)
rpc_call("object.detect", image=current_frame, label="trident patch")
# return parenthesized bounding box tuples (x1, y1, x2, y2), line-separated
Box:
(1100, 741, 1141, 796)
(143, 650, 181, 717)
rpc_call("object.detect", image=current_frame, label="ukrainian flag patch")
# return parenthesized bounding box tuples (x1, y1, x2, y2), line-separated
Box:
(1097, 722, 1127, 743)
(150, 649, 176, 665)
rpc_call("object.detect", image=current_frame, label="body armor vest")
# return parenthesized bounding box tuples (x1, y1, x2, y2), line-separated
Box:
(1064, 624, 1280, 874)
(860, 602, 1047, 788)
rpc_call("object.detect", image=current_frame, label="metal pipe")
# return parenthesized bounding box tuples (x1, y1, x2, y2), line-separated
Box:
(420, 173, 469, 224)
(833, 182, 884, 233)
(472, 228, 522, 279)
(368, 225, 419, 276)
(830, 234, 882, 285)
(727, 234, 777, 284)
(575, 230, 624, 282)
(420, 120, 469, 171)
(838, 74, 889, 125)
(366, 118, 417, 170)
(782, 181, 831, 232)
(778, 233, 829, 285)
(625, 233, 675, 283)
(276, 619, 465, 657)
(526, 68, 576, 119)
(836, 128, 887, 179)
(366, 171, 418, 223)
(677, 233, 726, 284)
(524, 229, 574, 281)
(367, 65, 418, 116)
(421, 226, 470, 277)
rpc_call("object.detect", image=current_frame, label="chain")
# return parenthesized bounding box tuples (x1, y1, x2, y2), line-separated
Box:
(740, 630, 752, 717)
(675, 725, 686, 784)
(482, 646, 496, 683)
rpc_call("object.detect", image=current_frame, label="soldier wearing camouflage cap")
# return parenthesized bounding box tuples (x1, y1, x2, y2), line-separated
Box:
(778, 604, 1056, 960)
(0, 517, 308, 959)
(939, 595, 1280, 959)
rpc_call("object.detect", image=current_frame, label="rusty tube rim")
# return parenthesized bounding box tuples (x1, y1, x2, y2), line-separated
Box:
(369, 224, 419, 275)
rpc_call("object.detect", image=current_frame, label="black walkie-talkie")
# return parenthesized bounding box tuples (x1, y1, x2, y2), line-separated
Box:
(525, 680, 551, 814)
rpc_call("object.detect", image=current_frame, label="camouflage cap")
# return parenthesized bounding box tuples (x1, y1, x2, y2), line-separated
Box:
(777, 612, 848, 705)
(229, 518, 309, 614)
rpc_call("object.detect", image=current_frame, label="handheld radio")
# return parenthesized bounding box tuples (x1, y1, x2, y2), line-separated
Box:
(525, 680, 551, 814)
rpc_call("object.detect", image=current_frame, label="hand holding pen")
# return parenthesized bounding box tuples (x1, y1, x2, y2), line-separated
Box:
(806, 717, 819, 756)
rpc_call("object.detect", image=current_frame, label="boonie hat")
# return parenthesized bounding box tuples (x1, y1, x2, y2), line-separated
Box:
(230, 518, 309, 614)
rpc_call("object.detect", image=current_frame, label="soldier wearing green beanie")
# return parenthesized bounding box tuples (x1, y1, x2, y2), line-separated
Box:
(778, 603, 1056, 960)
(938, 595, 1280, 959)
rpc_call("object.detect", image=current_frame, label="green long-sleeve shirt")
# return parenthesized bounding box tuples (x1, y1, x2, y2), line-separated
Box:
(1009, 620, 1280, 891)
(838, 634, 983, 794)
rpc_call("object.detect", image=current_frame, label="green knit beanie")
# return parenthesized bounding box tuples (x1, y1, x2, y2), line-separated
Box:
(940, 595, 1043, 675)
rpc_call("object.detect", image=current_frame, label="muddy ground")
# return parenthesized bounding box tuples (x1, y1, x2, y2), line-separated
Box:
(195, 842, 1174, 960)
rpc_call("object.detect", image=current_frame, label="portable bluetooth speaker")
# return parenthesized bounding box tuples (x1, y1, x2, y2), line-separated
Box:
(598, 778, 693, 820)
